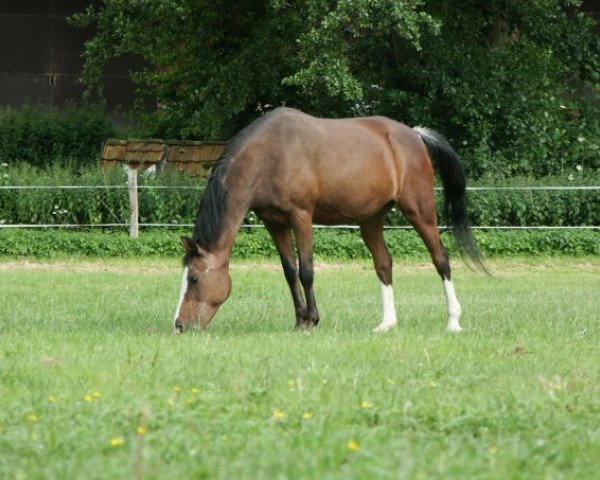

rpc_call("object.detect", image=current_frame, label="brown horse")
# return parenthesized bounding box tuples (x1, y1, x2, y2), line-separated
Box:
(174, 107, 483, 334)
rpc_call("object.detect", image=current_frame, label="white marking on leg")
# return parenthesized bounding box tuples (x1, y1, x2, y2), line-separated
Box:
(373, 282, 398, 333)
(174, 267, 189, 325)
(443, 278, 463, 332)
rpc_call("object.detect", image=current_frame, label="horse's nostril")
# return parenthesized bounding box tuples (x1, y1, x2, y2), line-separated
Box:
(174, 323, 183, 334)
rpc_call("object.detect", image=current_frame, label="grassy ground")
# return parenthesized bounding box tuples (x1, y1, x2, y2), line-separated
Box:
(0, 257, 599, 479)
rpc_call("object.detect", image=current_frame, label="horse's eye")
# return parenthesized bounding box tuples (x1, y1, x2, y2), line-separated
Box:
(189, 276, 199, 285)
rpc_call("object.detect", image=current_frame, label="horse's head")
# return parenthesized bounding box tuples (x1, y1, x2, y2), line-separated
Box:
(173, 236, 232, 334)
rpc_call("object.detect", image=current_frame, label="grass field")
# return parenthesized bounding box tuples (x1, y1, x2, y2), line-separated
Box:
(0, 257, 599, 479)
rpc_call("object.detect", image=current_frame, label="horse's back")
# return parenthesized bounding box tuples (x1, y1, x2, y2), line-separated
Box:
(260, 108, 411, 172)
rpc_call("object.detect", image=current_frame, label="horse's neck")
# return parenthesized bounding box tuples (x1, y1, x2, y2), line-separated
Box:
(207, 151, 259, 258)
(216, 201, 249, 256)
(213, 186, 252, 258)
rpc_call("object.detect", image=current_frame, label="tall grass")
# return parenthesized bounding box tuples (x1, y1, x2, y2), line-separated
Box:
(2, 163, 599, 227)
(0, 258, 599, 478)
(0, 164, 203, 226)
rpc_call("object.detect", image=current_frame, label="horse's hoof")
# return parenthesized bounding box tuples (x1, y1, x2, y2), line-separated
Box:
(373, 322, 396, 333)
(296, 320, 318, 330)
(446, 323, 463, 333)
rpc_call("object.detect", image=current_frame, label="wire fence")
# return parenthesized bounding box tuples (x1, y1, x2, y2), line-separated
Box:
(1, 185, 600, 191)
(1, 184, 599, 231)
(1, 223, 598, 230)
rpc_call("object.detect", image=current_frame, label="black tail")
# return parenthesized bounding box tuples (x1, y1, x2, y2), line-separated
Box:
(414, 127, 486, 272)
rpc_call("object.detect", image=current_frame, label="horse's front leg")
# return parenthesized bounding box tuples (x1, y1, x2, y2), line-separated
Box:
(291, 213, 320, 329)
(264, 222, 307, 326)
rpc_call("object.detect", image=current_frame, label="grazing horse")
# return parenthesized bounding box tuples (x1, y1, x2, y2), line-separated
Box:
(174, 107, 483, 334)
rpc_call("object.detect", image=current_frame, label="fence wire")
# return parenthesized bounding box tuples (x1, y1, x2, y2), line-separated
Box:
(1, 185, 599, 191)
(1, 223, 599, 230)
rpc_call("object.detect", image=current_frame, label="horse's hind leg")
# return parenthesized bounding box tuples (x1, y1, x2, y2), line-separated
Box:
(360, 212, 398, 332)
(264, 221, 307, 327)
(399, 195, 463, 332)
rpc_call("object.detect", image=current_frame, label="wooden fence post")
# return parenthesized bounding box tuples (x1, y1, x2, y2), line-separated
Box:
(127, 164, 139, 238)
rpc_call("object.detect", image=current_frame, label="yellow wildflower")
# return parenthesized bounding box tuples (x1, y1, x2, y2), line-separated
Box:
(347, 440, 360, 452)
(27, 414, 39, 423)
(272, 409, 285, 420)
(110, 437, 124, 447)
(302, 412, 313, 420)
(92, 391, 102, 399)
(361, 400, 373, 409)
(84, 395, 93, 403)
(136, 426, 148, 436)
(173, 385, 182, 393)
(191, 388, 200, 395)
(48, 395, 56, 403)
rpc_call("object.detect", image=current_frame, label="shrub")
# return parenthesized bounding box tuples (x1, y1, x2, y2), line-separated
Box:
(0, 106, 117, 169)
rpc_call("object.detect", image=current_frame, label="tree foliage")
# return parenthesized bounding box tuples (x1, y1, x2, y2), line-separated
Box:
(72, 0, 599, 178)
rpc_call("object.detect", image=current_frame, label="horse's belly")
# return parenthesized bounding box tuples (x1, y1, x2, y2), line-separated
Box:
(312, 204, 360, 225)
(313, 191, 393, 224)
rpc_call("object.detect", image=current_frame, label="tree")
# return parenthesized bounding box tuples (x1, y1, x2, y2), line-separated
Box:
(73, 0, 438, 138)
(73, 0, 599, 177)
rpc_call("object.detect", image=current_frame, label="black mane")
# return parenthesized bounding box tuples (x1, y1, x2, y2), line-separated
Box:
(191, 112, 273, 251)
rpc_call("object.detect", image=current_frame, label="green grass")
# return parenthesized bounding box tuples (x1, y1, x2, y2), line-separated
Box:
(0, 257, 599, 479)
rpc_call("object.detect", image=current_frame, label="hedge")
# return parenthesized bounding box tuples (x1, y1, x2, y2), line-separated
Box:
(0, 228, 598, 259)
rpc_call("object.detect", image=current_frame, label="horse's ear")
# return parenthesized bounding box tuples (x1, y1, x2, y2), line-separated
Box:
(180, 236, 209, 257)
(181, 236, 198, 255)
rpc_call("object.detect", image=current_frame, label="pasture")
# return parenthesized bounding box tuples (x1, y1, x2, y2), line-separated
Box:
(0, 257, 599, 479)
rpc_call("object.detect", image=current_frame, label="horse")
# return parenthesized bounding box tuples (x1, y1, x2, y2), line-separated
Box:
(173, 107, 484, 334)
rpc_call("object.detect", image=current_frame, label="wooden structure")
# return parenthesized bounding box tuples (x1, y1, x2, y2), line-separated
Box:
(166, 141, 228, 177)
(100, 139, 226, 238)
(101, 139, 227, 177)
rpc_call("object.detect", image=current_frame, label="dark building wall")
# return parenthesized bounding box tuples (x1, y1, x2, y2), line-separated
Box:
(0, 0, 146, 111)
(582, 0, 600, 23)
